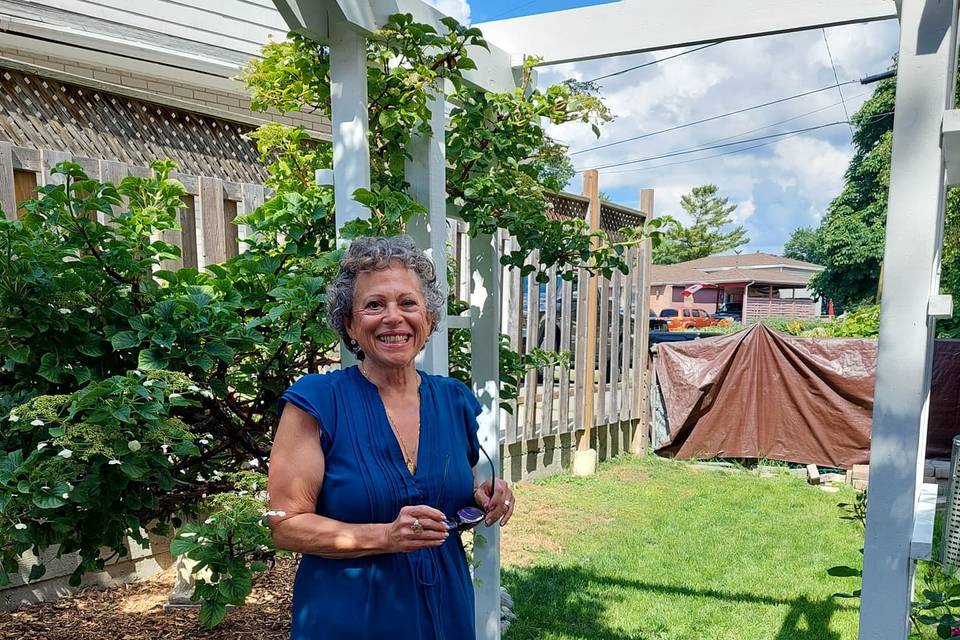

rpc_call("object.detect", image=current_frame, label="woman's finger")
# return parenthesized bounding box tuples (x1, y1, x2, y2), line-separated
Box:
(500, 491, 515, 526)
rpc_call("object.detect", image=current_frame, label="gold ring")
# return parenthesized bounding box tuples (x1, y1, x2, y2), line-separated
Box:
(411, 518, 423, 534)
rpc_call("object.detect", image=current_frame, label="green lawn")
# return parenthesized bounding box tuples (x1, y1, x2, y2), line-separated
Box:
(501, 456, 864, 640)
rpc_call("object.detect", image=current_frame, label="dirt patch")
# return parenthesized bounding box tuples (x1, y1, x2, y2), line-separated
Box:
(0, 556, 297, 639)
(602, 465, 650, 484)
(501, 483, 612, 567)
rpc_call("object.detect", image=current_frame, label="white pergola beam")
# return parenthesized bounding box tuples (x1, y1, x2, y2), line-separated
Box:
(475, 0, 897, 66)
(859, 0, 958, 637)
(407, 85, 450, 375)
(272, 0, 519, 91)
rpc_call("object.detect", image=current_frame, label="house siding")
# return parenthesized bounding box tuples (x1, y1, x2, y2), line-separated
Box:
(35, 0, 286, 59)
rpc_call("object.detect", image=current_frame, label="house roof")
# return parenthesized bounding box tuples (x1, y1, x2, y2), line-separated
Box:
(651, 256, 821, 287)
(680, 252, 823, 271)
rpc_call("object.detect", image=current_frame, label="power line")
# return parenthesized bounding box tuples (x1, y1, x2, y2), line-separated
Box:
(585, 42, 720, 83)
(576, 121, 849, 172)
(599, 110, 895, 176)
(822, 29, 852, 134)
(569, 79, 859, 156)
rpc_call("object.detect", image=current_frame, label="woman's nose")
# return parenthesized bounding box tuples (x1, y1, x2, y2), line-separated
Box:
(383, 302, 403, 322)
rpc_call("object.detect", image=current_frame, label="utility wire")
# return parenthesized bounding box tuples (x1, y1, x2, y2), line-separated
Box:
(576, 121, 849, 172)
(569, 79, 859, 156)
(599, 110, 895, 176)
(822, 29, 852, 134)
(585, 42, 720, 83)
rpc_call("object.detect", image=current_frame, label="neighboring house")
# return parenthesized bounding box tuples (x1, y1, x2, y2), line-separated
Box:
(650, 252, 825, 323)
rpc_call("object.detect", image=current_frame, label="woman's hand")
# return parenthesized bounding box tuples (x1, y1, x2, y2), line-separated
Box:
(474, 479, 515, 527)
(383, 505, 449, 553)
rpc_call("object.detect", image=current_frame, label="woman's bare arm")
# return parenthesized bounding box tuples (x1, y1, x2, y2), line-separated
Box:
(267, 404, 447, 558)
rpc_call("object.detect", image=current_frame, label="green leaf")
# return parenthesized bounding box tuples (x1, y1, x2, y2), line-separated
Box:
(250, 561, 269, 573)
(110, 330, 140, 350)
(120, 457, 149, 480)
(37, 352, 67, 383)
(138, 348, 169, 370)
(205, 342, 234, 363)
(32, 491, 66, 510)
(218, 575, 252, 604)
(169, 537, 198, 557)
(28, 564, 46, 581)
(199, 599, 228, 629)
(3, 344, 30, 364)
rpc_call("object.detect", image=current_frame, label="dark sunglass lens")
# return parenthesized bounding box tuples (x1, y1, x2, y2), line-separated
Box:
(457, 506, 484, 524)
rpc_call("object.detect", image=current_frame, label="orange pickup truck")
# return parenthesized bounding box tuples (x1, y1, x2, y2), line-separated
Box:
(664, 308, 719, 331)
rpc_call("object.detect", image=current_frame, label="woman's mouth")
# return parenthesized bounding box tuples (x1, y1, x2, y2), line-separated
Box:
(377, 334, 411, 344)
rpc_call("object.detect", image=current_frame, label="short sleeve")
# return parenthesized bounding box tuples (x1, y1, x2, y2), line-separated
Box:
(454, 380, 482, 467)
(277, 374, 338, 452)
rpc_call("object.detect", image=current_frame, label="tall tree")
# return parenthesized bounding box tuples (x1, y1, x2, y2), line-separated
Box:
(653, 184, 749, 264)
(783, 227, 826, 265)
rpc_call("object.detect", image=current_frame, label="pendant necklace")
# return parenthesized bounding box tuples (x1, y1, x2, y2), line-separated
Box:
(359, 362, 420, 474)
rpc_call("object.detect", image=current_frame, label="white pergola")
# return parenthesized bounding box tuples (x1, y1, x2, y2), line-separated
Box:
(271, 1, 955, 638)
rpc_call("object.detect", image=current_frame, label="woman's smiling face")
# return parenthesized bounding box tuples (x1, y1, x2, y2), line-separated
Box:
(346, 262, 432, 369)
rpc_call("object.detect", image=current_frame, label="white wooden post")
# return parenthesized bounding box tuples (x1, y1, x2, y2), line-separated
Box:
(329, 24, 371, 238)
(469, 232, 501, 640)
(859, 0, 959, 637)
(407, 84, 449, 375)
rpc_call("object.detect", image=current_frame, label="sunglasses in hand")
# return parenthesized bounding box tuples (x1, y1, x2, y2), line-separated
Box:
(438, 445, 496, 533)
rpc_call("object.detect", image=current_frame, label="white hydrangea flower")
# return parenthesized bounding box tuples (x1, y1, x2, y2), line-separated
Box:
(237, 490, 248, 497)
(168, 393, 181, 399)
(133, 370, 143, 376)
(58, 449, 72, 459)
(161, 444, 170, 454)
(36, 442, 47, 451)
(61, 493, 69, 499)
(14, 523, 27, 530)
(83, 307, 96, 314)
(199, 438, 209, 445)
(200, 390, 214, 399)
(30, 419, 44, 426)
(143, 380, 154, 387)
(247, 459, 260, 468)
(57, 308, 71, 315)
(127, 440, 142, 452)
(188, 385, 200, 392)
(108, 459, 122, 465)
(204, 517, 216, 525)
(179, 532, 196, 538)
(8, 414, 19, 422)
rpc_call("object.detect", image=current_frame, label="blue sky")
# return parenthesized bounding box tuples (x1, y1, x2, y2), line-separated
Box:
(428, 0, 901, 257)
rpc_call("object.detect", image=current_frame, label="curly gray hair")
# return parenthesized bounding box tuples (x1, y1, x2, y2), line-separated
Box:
(327, 235, 445, 358)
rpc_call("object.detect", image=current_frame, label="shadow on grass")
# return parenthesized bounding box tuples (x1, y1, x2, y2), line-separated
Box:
(503, 564, 853, 640)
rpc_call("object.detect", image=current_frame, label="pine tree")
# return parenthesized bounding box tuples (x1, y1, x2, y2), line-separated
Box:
(653, 184, 749, 264)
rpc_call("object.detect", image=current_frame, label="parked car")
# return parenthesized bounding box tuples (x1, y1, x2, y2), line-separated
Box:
(659, 308, 679, 319)
(649, 309, 669, 332)
(712, 302, 743, 322)
(667, 308, 719, 331)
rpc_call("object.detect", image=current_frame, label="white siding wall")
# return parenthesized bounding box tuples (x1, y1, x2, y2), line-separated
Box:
(36, 0, 288, 59)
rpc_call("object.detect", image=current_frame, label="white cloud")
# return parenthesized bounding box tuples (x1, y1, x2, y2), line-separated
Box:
(425, 0, 471, 23)
(527, 17, 899, 253)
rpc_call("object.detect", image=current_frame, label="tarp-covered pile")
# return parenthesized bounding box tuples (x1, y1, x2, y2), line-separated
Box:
(651, 324, 960, 469)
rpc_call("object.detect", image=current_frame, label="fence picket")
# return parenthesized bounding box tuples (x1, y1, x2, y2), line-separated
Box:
(573, 267, 590, 435)
(557, 274, 574, 433)
(522, 252, 540, 440)
(540, 265, 558, 435)
(199, 177, 226, 267)
(596, 272, 610, 425)
(608, 269, 621, 421)
(0, 142, 16, 220)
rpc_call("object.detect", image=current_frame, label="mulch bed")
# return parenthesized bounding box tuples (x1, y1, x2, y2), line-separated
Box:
(0, 556, 297, 639)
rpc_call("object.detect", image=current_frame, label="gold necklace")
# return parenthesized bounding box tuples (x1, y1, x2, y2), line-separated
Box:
(359, 362, 419, 474)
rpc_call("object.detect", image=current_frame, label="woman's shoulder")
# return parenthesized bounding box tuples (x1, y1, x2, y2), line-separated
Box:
(420, 372, 470, 394)
(290, 367, 353, 388)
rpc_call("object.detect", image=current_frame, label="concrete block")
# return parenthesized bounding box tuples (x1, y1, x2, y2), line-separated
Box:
(852, 464, 869, 481)
(572, 448, 597, 476)
(853, 479, 868, 491)
(807, 464, 820, 485)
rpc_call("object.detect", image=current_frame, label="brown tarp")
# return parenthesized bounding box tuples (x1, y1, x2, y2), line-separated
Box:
(652, 324, 960, 468)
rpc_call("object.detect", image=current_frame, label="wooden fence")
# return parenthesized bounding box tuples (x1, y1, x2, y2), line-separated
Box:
(2, 143, 653, 481)
(0, 142, 265, 269)
(450, 221, 652, 481)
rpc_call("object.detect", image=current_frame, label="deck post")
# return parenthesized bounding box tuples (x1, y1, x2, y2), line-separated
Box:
(859, 0, 959, 637)
(469, 232, 502, 640)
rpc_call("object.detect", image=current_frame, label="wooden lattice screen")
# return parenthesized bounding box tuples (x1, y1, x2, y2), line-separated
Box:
(0, 67, 267, 185)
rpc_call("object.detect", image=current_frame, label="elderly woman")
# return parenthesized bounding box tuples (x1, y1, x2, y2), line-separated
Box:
(268, 235, 515, 640)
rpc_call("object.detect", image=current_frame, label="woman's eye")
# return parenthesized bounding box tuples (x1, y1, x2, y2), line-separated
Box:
(366, 301, 382, 310)
(402, 300, 417, 307)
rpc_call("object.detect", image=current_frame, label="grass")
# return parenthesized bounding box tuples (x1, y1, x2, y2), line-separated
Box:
(500, 455, 864, 640)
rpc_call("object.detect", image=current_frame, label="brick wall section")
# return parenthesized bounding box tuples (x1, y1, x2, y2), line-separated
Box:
(0, 47, 332, 139)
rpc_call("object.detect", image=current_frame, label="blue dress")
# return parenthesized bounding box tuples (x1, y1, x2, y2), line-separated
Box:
(278, 366, 482, 640)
